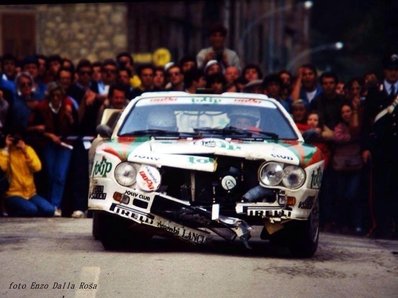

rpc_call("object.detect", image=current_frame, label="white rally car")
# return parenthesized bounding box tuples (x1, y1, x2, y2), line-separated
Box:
(88, 92, 324, 257)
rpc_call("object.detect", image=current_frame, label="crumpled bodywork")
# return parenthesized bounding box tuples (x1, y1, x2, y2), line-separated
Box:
(89, 136, 323, 246)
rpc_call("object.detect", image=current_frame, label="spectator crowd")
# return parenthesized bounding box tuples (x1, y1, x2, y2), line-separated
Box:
(0, 24, 397, 240)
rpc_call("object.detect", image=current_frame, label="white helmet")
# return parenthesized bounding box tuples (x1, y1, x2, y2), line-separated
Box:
(229, 107, 260, 122)
(228, 107, 261, 129)
(147, 107, 177, 130)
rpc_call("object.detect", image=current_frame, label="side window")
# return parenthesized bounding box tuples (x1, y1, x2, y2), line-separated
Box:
(106, 111, 122, 130)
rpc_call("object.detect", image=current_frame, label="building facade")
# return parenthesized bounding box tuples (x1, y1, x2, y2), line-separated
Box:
(0, 1, 310, 72)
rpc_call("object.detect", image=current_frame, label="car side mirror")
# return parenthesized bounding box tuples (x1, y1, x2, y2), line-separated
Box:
(96, 124, 113, 138)
(302, 129, 318, 143)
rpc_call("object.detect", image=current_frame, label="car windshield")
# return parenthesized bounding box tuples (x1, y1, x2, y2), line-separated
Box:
(118, 96, 298, 140)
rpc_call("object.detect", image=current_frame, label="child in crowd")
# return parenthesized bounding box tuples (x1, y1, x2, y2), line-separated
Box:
(302, 111, 333, 166)
(290, 99, 308, 132)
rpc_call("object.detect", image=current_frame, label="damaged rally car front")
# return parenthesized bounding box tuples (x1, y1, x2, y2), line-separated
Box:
(88, 92, 324, 257)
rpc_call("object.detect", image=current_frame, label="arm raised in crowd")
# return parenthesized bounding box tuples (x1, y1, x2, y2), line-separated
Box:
(290, 67, 303, 101)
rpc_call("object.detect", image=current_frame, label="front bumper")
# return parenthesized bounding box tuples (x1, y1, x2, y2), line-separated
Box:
(88, 177, 318, 246)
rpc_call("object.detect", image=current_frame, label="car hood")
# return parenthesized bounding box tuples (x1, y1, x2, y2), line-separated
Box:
(98, 136, 321, 172)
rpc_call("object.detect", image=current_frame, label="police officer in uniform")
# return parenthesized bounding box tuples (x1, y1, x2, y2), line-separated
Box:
(362, 53, 398, 239)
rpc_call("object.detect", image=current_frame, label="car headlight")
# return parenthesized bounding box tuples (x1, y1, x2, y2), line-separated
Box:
(282, 165, 306, 189)
(114, 162, 137, 187)
(258, 162, 284, 186)
(258, 162, 306, 189)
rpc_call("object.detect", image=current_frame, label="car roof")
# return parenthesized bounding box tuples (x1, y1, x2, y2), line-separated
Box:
(137, 91, 270, 101)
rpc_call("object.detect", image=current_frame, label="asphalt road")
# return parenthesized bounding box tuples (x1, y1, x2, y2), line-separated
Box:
(0, 217, 397, 298)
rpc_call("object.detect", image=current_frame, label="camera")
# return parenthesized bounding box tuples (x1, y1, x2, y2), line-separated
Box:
(0, 133, 5, 148)
(215, 50, 224, 62)
(12, 136, 21, 145)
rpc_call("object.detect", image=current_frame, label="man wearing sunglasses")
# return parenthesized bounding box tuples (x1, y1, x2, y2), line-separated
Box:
(92, 59, 118, 97)
(8, 72, 38, 134)
(165, 64, 184, 91)
(21, 55, 47, 101)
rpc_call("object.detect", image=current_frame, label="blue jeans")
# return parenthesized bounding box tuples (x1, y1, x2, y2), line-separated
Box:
(333, 170, 363, 228)
(42, 142, 72, 208)
(319, 165, 335, 225)
(5, 195, 55, 217)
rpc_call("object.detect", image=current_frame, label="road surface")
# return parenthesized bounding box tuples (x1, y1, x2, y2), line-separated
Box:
(0, 218, 397, 298)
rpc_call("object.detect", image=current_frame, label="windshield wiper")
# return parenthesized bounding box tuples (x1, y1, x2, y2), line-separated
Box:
(119, 129, 199, 138)
(119, 129, 179, 136)
(121, 128, 279, 140)
(194, 127, 251, 136)
(193, 127, 224, 134)
(246, 129, 279, 140)
(193, 126, 279, 140)
(224, 126, 279, 139)
(222, 126, 252, 136)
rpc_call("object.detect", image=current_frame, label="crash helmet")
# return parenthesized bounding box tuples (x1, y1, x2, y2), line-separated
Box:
(147, 107, 177, 130)
(229, 107, 260, 126)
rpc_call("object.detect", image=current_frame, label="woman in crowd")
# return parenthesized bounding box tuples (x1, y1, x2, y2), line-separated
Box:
(331, 102, 364, 234)
(0, 134, 55, 217)
(33, 82, 78, 216)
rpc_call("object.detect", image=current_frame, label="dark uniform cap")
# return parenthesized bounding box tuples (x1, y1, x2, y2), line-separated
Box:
(383, 53, 398, 69)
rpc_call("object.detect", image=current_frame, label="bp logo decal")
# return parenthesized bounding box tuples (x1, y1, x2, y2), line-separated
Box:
(310, 167, 323, 189)
(93, 156, 112, 177)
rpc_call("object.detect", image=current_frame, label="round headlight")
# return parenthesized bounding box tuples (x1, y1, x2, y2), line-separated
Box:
(114, 162, 137, 187)
(259, 162, 284, 186)
(282, 165, 306, 189)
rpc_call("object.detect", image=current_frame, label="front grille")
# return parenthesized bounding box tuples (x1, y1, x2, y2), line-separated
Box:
(159, 156, 276, 208)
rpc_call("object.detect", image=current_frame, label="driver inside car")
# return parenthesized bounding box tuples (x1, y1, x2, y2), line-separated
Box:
(229, 108, 260, 130)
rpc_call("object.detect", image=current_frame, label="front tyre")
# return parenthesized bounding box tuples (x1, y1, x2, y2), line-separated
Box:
(92, 211, 103, 240)
(287, 199, 319, 258)
(92, 211, 152, 250)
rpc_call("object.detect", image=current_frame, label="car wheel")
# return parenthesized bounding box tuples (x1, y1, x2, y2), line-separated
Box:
(92, 211, 102, 240)
(93, 211, 153, 250)
(287, 200, 319, 258)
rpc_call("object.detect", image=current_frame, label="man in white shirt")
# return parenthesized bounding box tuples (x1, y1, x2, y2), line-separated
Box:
(196, 24, 241, 72)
